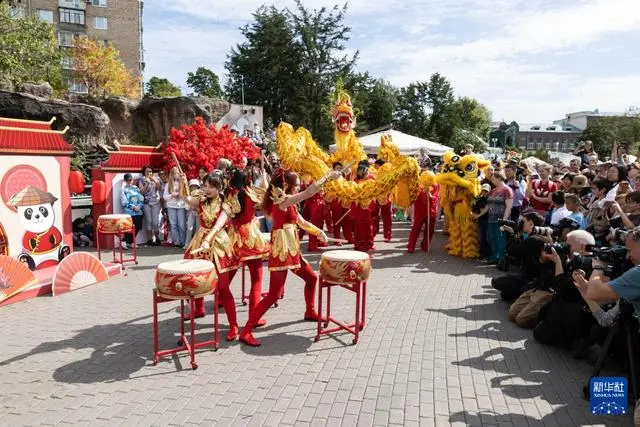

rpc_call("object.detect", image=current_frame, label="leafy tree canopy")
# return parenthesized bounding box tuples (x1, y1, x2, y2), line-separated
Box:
(70, 38, 140, 99)
(580, 116, 640, 159)
(145, 76, 182, 97)
(186, 66, 223, 98)
(225, 0, 357, 145)
(0, 3, 63, 90)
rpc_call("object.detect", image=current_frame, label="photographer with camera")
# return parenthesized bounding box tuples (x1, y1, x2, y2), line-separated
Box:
(533, 230, 597, 351)
(575, 227, 640, 316)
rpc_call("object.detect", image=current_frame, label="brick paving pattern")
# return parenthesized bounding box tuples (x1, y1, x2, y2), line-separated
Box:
(0, 223, 631, 426)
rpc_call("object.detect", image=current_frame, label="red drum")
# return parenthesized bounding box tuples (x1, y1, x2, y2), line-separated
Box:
(155, 259, 217, 300)
(97, 214, 134, 234)
(319, 250, 371, 285)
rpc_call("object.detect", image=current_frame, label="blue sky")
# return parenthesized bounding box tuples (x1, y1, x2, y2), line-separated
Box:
(144, 0, 640, 123)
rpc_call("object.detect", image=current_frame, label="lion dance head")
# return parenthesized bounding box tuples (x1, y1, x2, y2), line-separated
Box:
(436, 151, 491, 197)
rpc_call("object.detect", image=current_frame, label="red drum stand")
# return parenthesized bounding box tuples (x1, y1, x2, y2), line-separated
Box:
(315, 279, 367, 345)
(152, 290, 219, 370)
(96, 226, 138, 267)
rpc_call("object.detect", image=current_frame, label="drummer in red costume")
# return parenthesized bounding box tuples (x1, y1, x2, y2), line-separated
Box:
(239, 168, 342, 347)
(407, 170, 439, 253)
(350, 160, 377, 252)
(182, 173, 241, 342)
(373, 158, 393, 243)
(329, 162, 353, 244)
(226, 169, 270, 327)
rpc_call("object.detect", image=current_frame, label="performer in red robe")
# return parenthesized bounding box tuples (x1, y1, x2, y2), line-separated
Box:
(239, 168, 342, 347)
(407, 171, 439, 253)
(301, 189, 328, 252)
(350, 160, 377, 252)
(373, 159, 393, 242)
(329, 162, 353, 244)
(183, 173, 241, 342)
(226, 169, 271, 327)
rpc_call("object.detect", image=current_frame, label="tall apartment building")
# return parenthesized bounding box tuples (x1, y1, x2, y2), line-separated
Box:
(19, 0, 144, 93)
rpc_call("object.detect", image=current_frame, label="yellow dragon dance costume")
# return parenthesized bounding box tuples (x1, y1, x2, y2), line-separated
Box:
(276, 88, 420, 209)
(436, 152, 490, 258)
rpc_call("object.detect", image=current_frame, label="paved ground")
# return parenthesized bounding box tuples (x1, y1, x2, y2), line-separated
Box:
(0, 222, 632, 426)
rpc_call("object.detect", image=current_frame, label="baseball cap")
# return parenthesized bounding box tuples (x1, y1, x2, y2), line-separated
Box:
(481, 184, 491, 192)
(188, 179, 201, 187)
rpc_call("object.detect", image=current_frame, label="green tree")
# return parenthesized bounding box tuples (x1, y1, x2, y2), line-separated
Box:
(0, 3, 62, 90)
(580, 116, 640, 159)
(439, 96, 492, 147)
(186, 66, 223, 98)
(424, 72, 455, 139)
(225, 2, 357, 145)
(394, 82, 429, 138)
(290, 1, 358, 144)
(225, 6, 302, 126)
(145, 76, 182, 97)
(449, 128, 488, 154)
(361, 78, 398, 132)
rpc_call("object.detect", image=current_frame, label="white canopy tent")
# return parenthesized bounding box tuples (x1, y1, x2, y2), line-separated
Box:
(329, 129, 452, 156)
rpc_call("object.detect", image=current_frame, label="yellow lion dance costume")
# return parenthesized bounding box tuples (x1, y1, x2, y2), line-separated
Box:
(276, 88, 420, 209)
(436, 152, 490, 258)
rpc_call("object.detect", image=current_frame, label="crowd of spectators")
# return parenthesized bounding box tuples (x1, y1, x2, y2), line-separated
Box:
(483, 140, 640, 403)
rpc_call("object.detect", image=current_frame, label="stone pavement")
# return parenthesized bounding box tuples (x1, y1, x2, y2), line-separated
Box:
(0, 222, 632, 426)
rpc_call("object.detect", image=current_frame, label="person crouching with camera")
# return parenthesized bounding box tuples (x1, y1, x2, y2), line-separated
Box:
(574, 227, 640, 316)
(533, 230, 597, 352)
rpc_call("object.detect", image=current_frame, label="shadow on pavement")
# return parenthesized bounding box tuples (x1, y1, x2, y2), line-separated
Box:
(0, 309, 224, 383)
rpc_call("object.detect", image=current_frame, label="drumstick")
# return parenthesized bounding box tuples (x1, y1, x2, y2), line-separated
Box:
(190, 247, 206, 256)
(333, 209, 351, 226)
(171, 153, 183, 175)
(325, 237, 349, 244)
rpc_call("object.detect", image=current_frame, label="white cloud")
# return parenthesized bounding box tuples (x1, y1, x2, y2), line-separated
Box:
(143, 0, 640, 122)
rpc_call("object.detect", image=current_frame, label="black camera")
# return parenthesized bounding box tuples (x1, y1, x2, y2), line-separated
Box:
(544, 242, 571, 257)
(586, 245, 632, 279)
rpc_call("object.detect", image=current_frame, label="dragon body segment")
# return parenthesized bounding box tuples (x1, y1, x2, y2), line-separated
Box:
(276, 90, 419, 209)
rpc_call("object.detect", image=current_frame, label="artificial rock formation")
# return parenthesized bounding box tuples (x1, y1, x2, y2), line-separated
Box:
(0, 90, 232, 147)
(131, 96, 231, 144)
(0, 90, 109, 145)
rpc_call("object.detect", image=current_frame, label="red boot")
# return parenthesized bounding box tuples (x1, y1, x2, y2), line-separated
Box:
(239, 328, 261, 346)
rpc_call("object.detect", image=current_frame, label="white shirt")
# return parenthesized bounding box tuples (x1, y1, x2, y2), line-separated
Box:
(163, 179, 187, 209)
(550, 206, 571, 225)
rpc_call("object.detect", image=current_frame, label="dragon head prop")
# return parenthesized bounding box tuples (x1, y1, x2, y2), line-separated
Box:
(436, 151, 491, 197)
(331, 90, 355, 133)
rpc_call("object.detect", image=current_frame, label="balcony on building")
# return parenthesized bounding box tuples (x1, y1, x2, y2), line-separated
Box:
(58, 0, 86, 10)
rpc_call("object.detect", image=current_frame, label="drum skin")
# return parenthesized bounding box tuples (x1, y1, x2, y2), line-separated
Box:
(319, 250, 371, 285)
(97, 214, 134, 234)
(155, 260, 217, 300)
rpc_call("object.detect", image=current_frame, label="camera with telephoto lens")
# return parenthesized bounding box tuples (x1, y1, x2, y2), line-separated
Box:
(543, 242, 571, 257)
(531, 226, 554, 237)
(586, 245, 632, 279)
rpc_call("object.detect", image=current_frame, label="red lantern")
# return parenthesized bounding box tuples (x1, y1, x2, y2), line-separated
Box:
(91, 180, 107, 204)
(69, 170, 86, 194)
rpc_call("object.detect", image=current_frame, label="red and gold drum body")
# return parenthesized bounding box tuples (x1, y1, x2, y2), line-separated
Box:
(97, 214, 134, 234)
(155, 259, 217, 300)
(319, 250, 371, 285)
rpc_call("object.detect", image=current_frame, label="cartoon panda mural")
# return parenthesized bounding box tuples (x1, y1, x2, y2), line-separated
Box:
(8, 186, 70, 270)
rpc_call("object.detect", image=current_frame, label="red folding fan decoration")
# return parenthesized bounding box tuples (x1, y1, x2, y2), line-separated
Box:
(52, 252, 109, 296)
